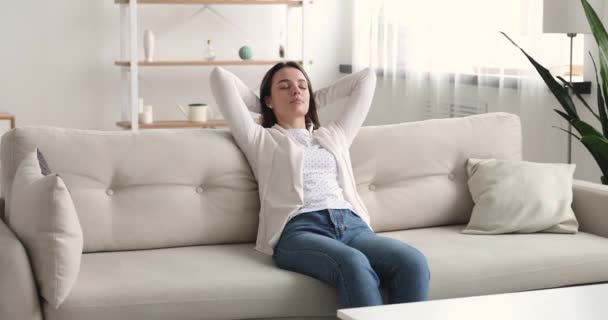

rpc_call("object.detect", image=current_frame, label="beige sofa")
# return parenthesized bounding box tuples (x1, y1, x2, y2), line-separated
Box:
(1, 112, 608, 320)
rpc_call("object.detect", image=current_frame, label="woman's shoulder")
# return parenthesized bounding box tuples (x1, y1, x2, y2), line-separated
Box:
(312, 123, 349, 145)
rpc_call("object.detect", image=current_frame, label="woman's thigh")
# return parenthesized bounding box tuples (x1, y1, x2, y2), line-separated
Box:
(347, 231, 430, 282)
(273, 230, 375, 286)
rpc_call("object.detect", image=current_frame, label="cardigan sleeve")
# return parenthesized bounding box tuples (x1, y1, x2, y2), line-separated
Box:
(313, 68, 377, 145)
(209, 67, 263, 154)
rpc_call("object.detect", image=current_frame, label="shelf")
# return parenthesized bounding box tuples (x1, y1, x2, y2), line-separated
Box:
(114, 0, 304, 5)
(114, 60, 304, 67)
(0, 113, 15, 129)
(116, 120, 228, 129)
(115, 0, 311, 131)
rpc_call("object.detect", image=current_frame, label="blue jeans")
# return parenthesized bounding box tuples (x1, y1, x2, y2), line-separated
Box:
(273, 209, 430, 308)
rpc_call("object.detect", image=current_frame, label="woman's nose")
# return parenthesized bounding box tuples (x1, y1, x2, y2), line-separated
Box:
(291, 86, 301, 95)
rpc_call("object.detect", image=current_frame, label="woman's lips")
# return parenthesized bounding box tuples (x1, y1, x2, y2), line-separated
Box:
(290, 99, 304, 104)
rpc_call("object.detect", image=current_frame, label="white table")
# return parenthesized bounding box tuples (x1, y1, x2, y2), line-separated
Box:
(337, 284, 608, 320)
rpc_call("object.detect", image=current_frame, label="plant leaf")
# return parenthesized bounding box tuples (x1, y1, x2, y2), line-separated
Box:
(580, 135, 608, 179)
(554, 109, 574, 122)
(554, 109, 603, 141)
(582, 0, 608, 128)
(594, 53, 608, 136)
(552, 126, 582, 140)
(578, 138, 608, 174)
(501, 32, 578, 118)
(553, 109, 588, 138)
(571, 118, 604, 138)
(582, 135, 608, 157)
(563, 119, 608, 178)
(582, 0, 608, 70)
(556, 76, 600, 121)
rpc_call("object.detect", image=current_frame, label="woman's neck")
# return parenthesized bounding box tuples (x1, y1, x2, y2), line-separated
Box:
(278, 118, 306, 129)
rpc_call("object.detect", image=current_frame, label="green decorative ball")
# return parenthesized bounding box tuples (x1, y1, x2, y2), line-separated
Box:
(238, 46, 253, 60)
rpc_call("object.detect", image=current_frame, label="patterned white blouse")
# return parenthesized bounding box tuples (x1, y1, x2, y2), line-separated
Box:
(287, 127, 354, 215)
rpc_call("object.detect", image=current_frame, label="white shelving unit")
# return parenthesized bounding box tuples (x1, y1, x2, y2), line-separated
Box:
(115, 0, 313, 131)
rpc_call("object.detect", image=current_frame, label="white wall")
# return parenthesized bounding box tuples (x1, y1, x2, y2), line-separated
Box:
(0, 2, 117, 129)
(0, 1, 351, 130)
(0, 1, 604, 183)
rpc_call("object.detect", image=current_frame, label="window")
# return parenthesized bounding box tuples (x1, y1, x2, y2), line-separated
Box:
(364, 0, 585, 79)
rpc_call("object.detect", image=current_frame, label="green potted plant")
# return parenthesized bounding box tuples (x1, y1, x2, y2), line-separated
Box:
(502, 0, 608, 185)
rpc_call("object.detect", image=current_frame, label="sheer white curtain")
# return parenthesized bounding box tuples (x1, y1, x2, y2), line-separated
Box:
(353, 0, 588, 164)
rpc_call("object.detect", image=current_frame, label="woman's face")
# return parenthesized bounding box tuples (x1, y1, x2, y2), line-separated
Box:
(264, 67, 310, 126)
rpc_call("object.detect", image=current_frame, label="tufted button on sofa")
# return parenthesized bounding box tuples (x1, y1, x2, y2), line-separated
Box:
(1, 112, 608, 320)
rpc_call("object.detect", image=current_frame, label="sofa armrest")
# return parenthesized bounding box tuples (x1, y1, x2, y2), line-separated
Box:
(573, 179, 608, 238)
(0, 211, 42, 320)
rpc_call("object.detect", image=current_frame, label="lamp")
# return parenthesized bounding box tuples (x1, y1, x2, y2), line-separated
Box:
(543, 0, 602, 164)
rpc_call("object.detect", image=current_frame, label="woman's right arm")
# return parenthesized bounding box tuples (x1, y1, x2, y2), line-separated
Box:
(210, 67, 263, 152)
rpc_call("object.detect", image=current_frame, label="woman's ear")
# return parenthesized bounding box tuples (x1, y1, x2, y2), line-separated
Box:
(265, 96, 273, 109)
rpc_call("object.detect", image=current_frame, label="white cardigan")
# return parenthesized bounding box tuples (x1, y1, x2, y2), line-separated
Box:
(210, 66, 377, 255)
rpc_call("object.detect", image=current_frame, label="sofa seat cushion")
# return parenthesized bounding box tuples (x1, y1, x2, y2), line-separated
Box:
(43, 244, 340, 320)
(44, 226, 608, 320)
(382, 225, 608, 299)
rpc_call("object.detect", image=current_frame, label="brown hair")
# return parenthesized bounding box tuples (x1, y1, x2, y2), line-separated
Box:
(259, 61, 320, 129)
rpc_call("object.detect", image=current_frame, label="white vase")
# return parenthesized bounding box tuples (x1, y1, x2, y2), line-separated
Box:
(143, 30, 155, 62)
(204, 39, 216, 61)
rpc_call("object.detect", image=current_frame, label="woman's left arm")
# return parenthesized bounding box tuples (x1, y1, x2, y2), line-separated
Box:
(313, 68, 377, 145)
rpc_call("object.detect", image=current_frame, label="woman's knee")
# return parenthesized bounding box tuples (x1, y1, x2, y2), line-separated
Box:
(337, 249, 381, 288)
(397, 247, 430, 280)
(378, 243, 430, 280)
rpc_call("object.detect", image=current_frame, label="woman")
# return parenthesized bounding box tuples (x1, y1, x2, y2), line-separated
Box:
(210, 62, 430, 308)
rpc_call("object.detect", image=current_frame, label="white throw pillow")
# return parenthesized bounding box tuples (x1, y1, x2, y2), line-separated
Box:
(462, 158, 578, 235)
(8, 149, 83, 308)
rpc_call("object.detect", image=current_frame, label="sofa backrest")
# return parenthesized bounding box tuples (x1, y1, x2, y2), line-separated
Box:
(0, 112, 521, 252)
(1, 128, 260, 252)
(350, 112, 522, 232)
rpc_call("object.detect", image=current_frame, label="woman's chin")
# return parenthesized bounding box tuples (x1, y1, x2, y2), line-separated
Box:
(293, 105, 309, 115)
(296, 111, 309, 118)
